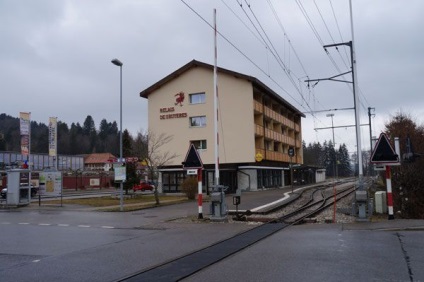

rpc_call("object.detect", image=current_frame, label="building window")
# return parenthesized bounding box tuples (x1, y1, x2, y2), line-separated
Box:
(265, 140, 272, 150)
(191, 140, 207, 150)
(189, 92, 205, 104)
(190, 116, 206, 127)
(257, 169, 282, 188)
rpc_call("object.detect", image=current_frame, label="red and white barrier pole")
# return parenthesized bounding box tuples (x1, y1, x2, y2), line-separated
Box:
(386, 166, 394, 220)
(198, 168, 203, 219)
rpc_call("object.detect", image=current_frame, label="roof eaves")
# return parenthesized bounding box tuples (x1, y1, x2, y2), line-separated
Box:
(139, 59, 305, 118)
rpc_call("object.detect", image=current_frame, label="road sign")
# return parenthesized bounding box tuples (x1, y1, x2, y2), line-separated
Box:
(182, 144, 203, 169)
(186, 169, 198, 175)
(370, 133, 399, 164)
(113, 163, 127, 182)
(288, 147, 295, 157)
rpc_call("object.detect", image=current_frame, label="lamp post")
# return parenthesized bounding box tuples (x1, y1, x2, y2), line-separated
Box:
(326, 113, 337, 223)
(326, 114, 338, 179)
(111, 58, 124, 212)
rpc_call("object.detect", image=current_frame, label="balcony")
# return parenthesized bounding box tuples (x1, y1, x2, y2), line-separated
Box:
(253, 100, 263, 113)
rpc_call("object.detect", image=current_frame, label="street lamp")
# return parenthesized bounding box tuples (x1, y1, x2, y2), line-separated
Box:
(111, 58, 124, 212)
(326, 113, 338, 180)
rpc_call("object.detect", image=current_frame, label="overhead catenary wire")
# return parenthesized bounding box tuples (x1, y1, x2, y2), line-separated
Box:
(181, 0, 364, 150)
(237, 0, 320, 118)
(179, 0, 310, 115)
(329, 0, 351, 65)
(313, 0, 349, 69)
(296, 1, 371, 129)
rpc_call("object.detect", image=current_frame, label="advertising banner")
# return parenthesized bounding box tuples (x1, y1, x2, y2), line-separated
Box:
(113, 163, 127, 182)
(20, 135, 29, 155)
(19, 112, 30, 135)
(48, 117, 57, 157)
(39, 171, 62, 196)
(20, 112, 31, 156)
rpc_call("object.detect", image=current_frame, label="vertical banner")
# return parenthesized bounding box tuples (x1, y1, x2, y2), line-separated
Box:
(48, 117, 57, 157)
(20, 112, 31, 156)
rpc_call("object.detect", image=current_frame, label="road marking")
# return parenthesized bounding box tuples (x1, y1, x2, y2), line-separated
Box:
(18, 222, 30, 225)
(101, 226, 115, 229)
(39, 223, 51, 226)
(78, 225, 91, 228)
(33, 260, 41, 263)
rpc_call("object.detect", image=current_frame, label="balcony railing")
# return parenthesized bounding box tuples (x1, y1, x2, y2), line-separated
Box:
(253, 100, 263, 113)
(255, 124, 297, 146)
(255, 148, 302, 163)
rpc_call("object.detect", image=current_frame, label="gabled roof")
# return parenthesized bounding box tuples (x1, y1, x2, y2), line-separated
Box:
(84, 153, 116, 164)
(139, 60, 305, 117)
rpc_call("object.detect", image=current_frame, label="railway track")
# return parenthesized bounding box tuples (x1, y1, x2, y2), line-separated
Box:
(276, 183, 356, 225)
(117, 179, 367, 282)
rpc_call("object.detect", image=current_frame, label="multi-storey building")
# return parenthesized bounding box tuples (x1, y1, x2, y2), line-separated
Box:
(139, 60, 304, 194)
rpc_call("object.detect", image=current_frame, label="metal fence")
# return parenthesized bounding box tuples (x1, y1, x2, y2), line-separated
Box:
(0, 151, 84, 171)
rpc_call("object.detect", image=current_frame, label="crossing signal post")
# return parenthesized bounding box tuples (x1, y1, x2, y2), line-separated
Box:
(370, 133, 400, 220)
(289, 147, 294, 193)
(182, 144, 204, 219)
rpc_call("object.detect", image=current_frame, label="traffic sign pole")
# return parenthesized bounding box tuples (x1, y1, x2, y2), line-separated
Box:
(182, 144, 204, 219)
(370, 133, 399, 220)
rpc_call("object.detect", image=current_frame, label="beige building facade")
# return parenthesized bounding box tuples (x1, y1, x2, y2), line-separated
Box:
(140, 60, 304, 194)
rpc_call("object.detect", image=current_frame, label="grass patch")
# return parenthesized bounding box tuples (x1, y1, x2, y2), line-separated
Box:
(42, 195, 188, 208)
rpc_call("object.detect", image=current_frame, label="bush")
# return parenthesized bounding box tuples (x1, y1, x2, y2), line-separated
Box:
(181, 177, 198, 200)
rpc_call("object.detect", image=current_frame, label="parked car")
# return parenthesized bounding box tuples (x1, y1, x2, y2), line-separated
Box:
(0, 188, 6, 199)
(133, 181, 155, 192)
(0, 186, 38, 199)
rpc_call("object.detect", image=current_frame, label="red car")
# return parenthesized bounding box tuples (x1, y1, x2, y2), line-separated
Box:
(133, 181, 155, 192)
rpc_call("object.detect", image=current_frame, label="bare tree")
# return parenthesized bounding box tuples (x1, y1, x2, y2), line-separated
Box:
(134, 129, 178, 205)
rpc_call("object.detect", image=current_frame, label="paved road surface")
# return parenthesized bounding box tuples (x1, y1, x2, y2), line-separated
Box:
(0, 187, 423, 282)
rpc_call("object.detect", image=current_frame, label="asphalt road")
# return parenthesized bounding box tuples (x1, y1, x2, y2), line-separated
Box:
(0, 202, 252, 282)
(183, 223, 424, 282)
(1, 188, 423, 282)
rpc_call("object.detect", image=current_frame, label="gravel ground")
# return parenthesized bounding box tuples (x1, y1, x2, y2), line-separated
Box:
(171, 189, 357, 225)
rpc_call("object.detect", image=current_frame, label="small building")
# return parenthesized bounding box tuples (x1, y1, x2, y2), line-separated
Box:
(84, 153, 116, 171)
(139, 60, 305, 194)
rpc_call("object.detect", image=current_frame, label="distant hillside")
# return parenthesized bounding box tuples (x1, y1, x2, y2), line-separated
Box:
(0, 113, 120, 155)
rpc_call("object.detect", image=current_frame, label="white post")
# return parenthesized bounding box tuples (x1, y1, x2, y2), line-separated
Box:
(349, 0, 363, 188)
(213, 8, 219, 187)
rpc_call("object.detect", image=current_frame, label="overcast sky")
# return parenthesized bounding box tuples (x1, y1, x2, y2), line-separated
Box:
(1, 0, 423, 155)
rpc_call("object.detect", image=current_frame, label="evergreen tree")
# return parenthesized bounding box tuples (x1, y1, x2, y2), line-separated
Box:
(337, 144, 351, 177)
(57, 121, 70, 154)
(122, 129, 138, 193)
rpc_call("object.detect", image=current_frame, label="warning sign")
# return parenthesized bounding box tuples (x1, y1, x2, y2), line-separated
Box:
(182, 144, 203, 169)
(370, 133, 399, 164)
